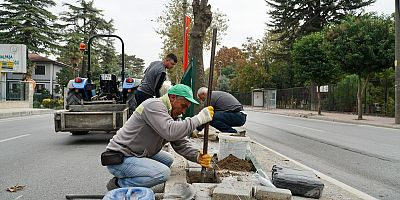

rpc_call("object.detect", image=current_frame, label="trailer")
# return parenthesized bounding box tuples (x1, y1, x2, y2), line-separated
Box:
(54, 103, 129, 134)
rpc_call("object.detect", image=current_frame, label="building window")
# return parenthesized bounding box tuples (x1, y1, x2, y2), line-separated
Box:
(36, 84, 46, 93)
(35, 65, 45, 75)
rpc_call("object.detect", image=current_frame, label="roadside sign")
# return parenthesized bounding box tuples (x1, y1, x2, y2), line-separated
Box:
(0, 44, 27, 73)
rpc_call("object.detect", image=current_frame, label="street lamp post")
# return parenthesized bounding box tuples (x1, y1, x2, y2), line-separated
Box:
(395, 0, 400, 123)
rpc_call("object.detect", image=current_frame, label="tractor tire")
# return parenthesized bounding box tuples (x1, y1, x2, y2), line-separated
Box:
(66, 91, 81, 110)
(71, 131, 89, 136)
(127, 92, 137, 117)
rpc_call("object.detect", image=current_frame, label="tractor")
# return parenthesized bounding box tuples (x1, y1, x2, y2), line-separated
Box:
(54, 35, 139, 135)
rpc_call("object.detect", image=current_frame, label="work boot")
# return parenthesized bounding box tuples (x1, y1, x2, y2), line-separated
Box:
(106, 177, 119, 191)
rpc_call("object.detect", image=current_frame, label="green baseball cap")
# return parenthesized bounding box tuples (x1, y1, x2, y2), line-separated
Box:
(168, 84, 199, 105)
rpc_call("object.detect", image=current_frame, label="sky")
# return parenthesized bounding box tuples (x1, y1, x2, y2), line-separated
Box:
(50, 0, 393, 68)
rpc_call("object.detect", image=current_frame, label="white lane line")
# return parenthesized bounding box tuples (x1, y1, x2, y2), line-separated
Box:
(287, 123, 327, 133)
(0, 134, 31, 143)
(252, 140, 378, 200)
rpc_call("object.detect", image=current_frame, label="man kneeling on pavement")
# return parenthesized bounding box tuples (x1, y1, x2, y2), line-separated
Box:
(194, 87, 247, 136)
(103, 84, 214, 190)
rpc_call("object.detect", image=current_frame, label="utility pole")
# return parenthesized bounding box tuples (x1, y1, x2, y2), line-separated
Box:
(395, 0, 400, 123)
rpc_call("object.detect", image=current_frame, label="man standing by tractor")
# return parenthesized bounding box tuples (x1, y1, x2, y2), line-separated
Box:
(135, 53, 178, 106)
(103, 84, 214, 190)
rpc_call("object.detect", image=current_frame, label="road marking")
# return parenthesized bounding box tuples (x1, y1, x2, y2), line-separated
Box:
(252, 140, 379, 200)
(0, 134, 31, 143)
(287, 123, 327, 133)
(14, 195, 23, 200)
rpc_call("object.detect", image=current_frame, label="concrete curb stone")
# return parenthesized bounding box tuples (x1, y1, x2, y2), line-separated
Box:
(0, 109, 54, 119)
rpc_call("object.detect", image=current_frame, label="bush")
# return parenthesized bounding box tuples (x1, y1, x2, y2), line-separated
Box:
(34, 88, 51, 103)
(42, 98, 64, 109)
(33, 101, 41, 108)
(42, 99, 52, 108)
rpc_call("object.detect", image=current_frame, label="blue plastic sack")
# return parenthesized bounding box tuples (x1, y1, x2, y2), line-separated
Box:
(102, 187, 155, 200)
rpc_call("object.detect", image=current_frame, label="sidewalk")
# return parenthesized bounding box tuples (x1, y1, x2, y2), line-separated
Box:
(245, 106, 400, 129)
(0, 108, 54, 119)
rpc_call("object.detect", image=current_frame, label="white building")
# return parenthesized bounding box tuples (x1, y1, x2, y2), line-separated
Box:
(6, 53, 70, 98)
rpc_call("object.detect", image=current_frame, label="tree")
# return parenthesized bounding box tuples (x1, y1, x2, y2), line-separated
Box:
(266, 0, 374, 49)
(58, 0, 115, 78)
(56, 67, 76, 88)
(120, 54, 145, 78)
(155, 0, 227, 85)
(230, 65, 272, 92)
(325, 14, 394, 119)
(56, 33, 82, 75)
(228, 38, 273, 93)
(0, 0, 60, 74)
(214, 46, 246, 89)
(265, 0, 374, 88)
(189, 0, 212, 95)
(262, 31, 294, 89)
(292, 32, 342, 115)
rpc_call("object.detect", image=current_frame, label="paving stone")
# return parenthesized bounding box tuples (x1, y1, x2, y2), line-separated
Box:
(192, 183, 218, 200)
(212, 182, 252, 200)
(254, 186, 292, 200)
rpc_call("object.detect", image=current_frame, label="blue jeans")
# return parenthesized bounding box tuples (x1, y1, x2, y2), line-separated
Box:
(107, 150, 173, 188)
(211, 111, 247, 133)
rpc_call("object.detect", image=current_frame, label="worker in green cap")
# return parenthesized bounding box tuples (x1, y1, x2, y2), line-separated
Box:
(103, 84, 214, 191)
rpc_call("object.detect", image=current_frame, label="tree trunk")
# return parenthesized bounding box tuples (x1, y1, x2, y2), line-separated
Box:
(189, 0, 212, 111)
(357, 75, 363, 120)
(357, 74, 371, 120)
(317, 85, 321, 115)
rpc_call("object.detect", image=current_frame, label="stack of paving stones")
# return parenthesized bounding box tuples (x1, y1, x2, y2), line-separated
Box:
(163, 140, 293, 200)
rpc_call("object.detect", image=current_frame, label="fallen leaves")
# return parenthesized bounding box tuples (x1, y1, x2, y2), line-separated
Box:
(6, 184, 26, 192)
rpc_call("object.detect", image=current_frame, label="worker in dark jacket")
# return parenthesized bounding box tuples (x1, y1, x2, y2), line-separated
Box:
(104, 84, 214, 190)
(135, 53, 177, 106)
(196, 87, 247, 133)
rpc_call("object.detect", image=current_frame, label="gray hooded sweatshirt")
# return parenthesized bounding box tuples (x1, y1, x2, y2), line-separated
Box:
(106, 94, 202, 162)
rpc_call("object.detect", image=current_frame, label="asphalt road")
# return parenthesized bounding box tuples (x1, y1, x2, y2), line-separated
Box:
(244, 111, 400, 200)
(1, 112, 399, 199)
(0, 114, 112, 200)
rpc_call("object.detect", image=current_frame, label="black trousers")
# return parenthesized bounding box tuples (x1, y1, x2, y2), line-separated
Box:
(134, 90, 153, 106)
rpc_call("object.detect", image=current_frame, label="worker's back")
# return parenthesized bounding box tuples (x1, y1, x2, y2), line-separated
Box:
(210, 91, 243, 112)
(138, 61, 166, 96)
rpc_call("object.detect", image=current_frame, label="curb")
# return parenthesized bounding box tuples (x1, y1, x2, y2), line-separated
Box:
(0, 109, 55, 119)
(251, 140, 379, 200)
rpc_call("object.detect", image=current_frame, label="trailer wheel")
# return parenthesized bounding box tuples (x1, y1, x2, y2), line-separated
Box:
(127, 92, 137, 117)
(66, 91, 81, 109)
(71, 131, 89, 135)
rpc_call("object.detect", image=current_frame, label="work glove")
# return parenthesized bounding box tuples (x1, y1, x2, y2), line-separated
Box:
(193, 106, 214, 124)
(197, 152, 212, 168)
(191, 129, 200, 138)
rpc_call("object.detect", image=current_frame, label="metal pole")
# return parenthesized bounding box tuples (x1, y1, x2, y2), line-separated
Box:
(182, 0, 188, 67)
(82, 0, 87, 78)
(395, 0, 400, 123)
(201, 28, 217, 182)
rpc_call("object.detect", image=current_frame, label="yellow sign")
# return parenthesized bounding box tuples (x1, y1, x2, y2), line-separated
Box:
(0, 61, 14, 69)
(7, 61, 13, 68)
